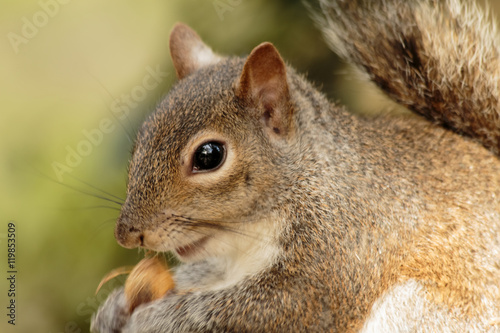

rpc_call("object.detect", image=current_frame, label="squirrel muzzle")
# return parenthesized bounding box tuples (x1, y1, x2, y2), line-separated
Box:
(114, 212, 143, 249)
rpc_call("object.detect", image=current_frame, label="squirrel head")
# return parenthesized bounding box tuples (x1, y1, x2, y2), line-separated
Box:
(115, 23, 297, 262)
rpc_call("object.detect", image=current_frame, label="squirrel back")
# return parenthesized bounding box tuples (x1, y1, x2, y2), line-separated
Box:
(92, 0, 500, 332)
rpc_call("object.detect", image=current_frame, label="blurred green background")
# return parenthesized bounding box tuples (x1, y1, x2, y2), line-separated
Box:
(1, 0, 498, 332)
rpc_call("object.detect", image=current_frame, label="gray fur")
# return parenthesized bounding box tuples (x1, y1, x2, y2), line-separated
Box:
(92, 0, 500, 331)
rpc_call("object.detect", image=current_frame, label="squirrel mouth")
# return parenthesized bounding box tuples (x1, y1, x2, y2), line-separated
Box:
(175, 236, 210, 258)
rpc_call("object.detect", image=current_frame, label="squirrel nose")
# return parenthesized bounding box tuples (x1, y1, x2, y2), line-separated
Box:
(115, 213, 143, 249)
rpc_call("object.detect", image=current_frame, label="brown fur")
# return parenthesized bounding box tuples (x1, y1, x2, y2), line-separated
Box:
(92, 1, 500, 332)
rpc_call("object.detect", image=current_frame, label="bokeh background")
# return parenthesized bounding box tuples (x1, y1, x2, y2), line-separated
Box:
(1, 0, 498, 332)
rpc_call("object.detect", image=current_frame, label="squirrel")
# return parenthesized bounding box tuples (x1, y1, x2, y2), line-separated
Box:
(91, 0, 500, 332)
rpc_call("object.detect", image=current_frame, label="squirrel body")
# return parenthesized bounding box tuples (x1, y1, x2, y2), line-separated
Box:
(92, 0, 500, 331)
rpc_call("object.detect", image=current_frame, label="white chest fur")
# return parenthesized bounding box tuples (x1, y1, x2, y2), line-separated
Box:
(362, 279, 500, 332)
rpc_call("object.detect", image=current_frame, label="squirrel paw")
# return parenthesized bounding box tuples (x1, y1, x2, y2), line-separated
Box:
(91, 288, 130, 333)
(120, 297, 174, 333)
(120, 294, 187, 333)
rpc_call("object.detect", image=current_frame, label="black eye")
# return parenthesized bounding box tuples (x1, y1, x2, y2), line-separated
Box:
(192, 142, 225, 172)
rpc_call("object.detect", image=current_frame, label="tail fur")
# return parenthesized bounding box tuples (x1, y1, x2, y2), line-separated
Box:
(314, 0, 500, 154)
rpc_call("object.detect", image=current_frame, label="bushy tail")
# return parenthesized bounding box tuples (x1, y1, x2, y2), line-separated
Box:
(313, 0, 500, 154)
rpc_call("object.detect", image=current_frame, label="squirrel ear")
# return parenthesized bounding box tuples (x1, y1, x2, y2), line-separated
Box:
(169, 23, 221, 79)
(237, 42, 293, 138)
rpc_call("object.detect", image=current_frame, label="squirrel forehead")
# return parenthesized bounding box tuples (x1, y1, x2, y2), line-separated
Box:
(161, 57, 245, 120)
(134, 58, 247, 154)
(168, 56, 245, 105)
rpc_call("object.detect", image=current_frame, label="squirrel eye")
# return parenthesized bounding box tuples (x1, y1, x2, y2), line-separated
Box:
(192, 142, 225, 172)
